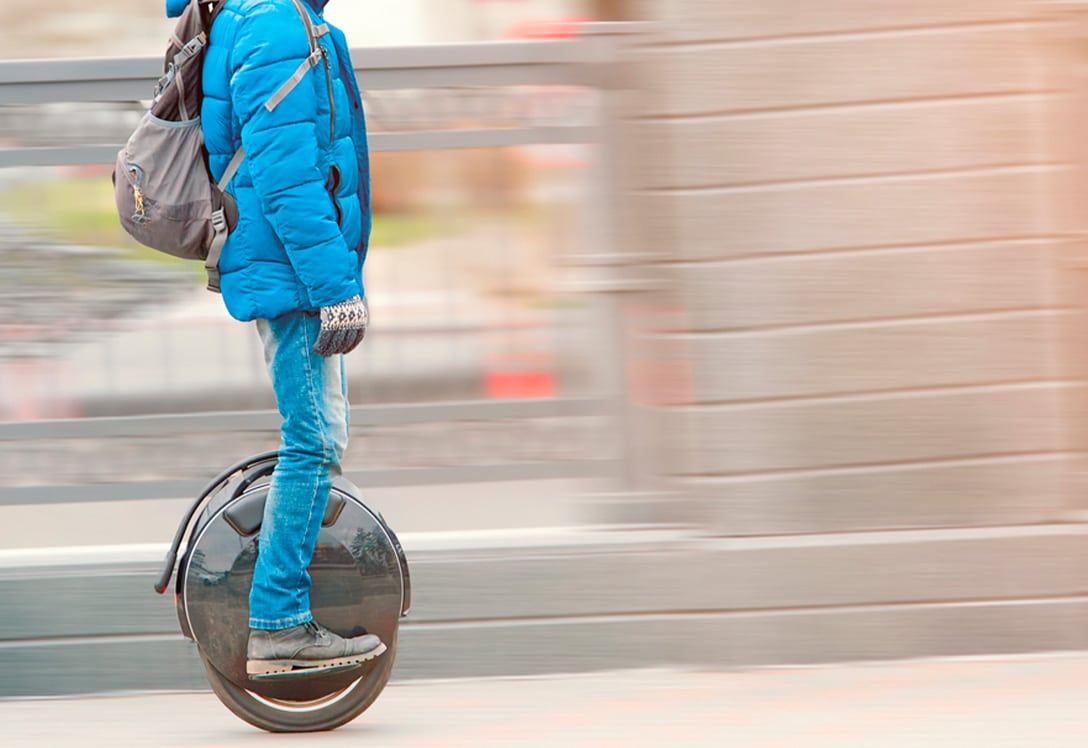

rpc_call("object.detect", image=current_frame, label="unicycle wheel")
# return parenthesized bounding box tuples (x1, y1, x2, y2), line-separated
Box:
(199, 636, 396, 733)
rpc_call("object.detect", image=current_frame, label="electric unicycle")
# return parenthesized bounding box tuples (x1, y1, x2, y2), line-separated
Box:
(154, 452, 411, 732)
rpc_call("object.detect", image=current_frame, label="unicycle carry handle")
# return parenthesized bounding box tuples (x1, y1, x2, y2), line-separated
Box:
(152, 450, 280, 594)
(154, 551, 179, 594)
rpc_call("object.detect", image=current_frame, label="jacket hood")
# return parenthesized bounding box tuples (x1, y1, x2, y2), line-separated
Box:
(167, 0, 329, 19)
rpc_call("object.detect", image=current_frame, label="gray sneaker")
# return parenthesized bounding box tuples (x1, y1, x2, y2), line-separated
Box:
(246, 621, 386, 677)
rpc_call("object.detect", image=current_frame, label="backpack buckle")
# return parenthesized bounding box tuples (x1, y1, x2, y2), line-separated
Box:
(174, 32, 208, 70)
(205, 207, 229, 294)
(211, 209, 228, 234)
(153, 65, 175, 100)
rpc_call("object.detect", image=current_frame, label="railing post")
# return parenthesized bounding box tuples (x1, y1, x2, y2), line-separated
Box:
(1040, 1, 1088, 521)
(571, 23, 701, 527)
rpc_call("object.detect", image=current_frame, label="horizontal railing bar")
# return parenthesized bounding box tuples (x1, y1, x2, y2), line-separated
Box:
(373, 126, 598, 150)
(351, 461, 613, 489)
(356, 64, 588, 91)
(0, 39, 591, 85)
(0, 56, 162, 85)
(0, 39, 603, 105)
(0, 398, 608, 441)
(0, 460, 615, 506)
(0, 144, 121, 168)
(0, 66, 588, 105)
(1, 480, 201, 505)
(0, 125, 598, 167)
(352, 39, 594, 72)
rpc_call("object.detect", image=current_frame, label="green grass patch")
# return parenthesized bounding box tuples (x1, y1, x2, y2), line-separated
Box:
(1, 175, 128, 247)
(371, 211, 456, 247)
(0, 174, 471, 257)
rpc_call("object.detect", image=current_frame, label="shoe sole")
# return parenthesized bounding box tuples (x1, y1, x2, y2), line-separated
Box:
(246, 642, 387, 678)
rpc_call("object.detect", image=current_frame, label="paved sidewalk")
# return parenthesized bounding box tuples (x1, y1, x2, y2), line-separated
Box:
(3, 655, 1088, 747)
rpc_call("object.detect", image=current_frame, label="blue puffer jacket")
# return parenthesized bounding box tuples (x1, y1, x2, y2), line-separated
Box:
(166, 0, 371, 322)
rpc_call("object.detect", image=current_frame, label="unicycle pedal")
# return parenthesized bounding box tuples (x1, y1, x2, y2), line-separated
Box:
(248, 661, 365, 681)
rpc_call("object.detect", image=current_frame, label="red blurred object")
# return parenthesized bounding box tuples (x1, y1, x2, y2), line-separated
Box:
(507, 17, 590, 40)
(485, 370, 557, 399)
(484, 349, 557, 399)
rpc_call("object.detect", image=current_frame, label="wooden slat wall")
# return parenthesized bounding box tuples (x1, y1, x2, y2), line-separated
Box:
(627, 1, 1076, 536)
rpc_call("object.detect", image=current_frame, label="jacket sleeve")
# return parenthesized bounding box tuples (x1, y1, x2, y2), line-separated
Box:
(228, 3, 359, 309)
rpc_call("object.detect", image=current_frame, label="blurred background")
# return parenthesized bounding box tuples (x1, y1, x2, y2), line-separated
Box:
(3, 0, 1088, 708)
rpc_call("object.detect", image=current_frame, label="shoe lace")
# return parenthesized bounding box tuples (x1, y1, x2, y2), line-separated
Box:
(304, 620, 330, 643)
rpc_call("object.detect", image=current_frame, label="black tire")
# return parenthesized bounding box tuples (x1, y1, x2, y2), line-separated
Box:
(200, 636, 397, 733)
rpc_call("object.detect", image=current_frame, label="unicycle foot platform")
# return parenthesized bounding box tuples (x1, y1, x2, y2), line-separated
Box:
(248, 662, 364, 681)
(247, 643, 388, 680)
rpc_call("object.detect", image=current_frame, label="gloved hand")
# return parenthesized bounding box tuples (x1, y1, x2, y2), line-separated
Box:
(313, 295, 368, 357)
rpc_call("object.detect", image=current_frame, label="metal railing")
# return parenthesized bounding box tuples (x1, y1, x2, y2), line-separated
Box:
(0, 34, 620, 165)
(0, 27, 639, 506)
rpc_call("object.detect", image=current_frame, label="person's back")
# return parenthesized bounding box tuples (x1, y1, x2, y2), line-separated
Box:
(165, 0, 381, 677)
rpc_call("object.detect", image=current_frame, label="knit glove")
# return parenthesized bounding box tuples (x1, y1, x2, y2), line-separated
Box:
(313, 295, 368, 357)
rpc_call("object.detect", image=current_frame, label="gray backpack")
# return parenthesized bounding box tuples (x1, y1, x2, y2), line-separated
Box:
(114, 0, 326, 292)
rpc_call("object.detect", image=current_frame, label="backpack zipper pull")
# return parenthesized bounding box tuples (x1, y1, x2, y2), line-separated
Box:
(133, 183, 146, 222)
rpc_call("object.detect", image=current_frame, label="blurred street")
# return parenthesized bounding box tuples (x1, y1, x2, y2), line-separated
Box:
(8, 654, 1088, 746)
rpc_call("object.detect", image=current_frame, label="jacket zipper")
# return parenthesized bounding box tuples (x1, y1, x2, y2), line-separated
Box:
(320, 46, 335, 143)
(319, 45, 341, 225)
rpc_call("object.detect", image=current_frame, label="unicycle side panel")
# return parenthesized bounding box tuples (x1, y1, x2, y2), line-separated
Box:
(163, 454, 408, 731)
(179, 483, 404, 702)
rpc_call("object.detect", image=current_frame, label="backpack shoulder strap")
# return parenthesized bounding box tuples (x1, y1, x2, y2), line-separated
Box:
(219, 0, 325, 187)
(217, 147, 246, 192)
(263, 0, 331, 113)
(209, 0, 324, 290)
(206, 146, 246, 292)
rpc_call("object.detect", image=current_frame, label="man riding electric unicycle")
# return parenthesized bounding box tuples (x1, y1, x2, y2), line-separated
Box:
(143, 0, 409, 732)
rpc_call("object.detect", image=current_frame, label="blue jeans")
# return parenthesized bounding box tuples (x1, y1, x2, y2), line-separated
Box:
(249, 311, 349, 630)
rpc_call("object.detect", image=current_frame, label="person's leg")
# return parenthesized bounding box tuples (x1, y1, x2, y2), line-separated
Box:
(249, 311, 349, 630)
(246, 312, 383, 676)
